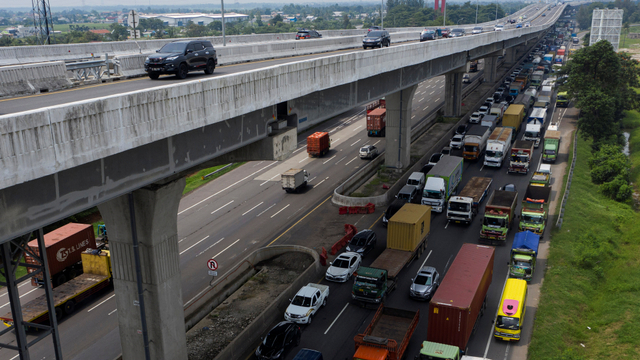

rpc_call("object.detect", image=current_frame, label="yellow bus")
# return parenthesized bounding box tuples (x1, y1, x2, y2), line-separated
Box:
(494, 278, 527, 341)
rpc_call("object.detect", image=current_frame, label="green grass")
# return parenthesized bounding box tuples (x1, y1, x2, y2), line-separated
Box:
(622, 110, 640, 186)
(529, 136, 640, 359)
(52, 23, 112, 33)
(0, 259, 28, 287)
(183, 163, 245, 195)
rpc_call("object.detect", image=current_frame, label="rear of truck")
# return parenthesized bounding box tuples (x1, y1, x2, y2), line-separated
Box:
(367, 108, 387, 137)
(480, 191, 518, 242)
(519, 185, 551, 235)
(508, 140, 534, 174)
(542, 130, 561, 162)
(353, 305, 420, 360)
(503, 105, 524, 133)
(307, 132, 330, 157)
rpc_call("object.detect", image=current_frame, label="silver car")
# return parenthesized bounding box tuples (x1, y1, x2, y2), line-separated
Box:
(325, 252, 361, 282)
(450, 134, 464, 149)
(409, 266, 440, 300)
(359, 145, 378, 159)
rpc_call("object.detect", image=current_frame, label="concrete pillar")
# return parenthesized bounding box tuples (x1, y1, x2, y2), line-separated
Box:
(385, 85, 418, 169)
(97, 178, 187, 360)
(484, 56, 498, 84)
(444, 68, 465, 117)
(507, 47, 517, 63)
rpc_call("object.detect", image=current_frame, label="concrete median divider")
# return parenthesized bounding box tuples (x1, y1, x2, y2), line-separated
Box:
(0, 61, 72, 98)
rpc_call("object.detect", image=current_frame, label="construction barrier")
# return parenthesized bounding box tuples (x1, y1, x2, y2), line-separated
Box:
(319, 247, 328, 266)
(339, 202, 375, 215)
(330, 224, 357, 255)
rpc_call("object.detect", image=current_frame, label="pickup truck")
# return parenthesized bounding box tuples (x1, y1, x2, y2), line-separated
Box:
(284, 283, 329, 324)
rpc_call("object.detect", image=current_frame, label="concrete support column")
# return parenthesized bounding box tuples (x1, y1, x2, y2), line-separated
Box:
(385, 84, 418, 169)
(506, 47, 517, 63)
(97, 178, 187, 360)
(484, 56, 499, 84)
(444, 68, 465, 117)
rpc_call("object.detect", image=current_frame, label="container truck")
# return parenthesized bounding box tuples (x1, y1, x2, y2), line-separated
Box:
(536, 86, 553, 108)
(530, 70, 545, 88)
(447, 177, 493, 225)
(352, 204, 430, 305)
(484, 127, 513, 167)
(523, 108, 547, 148)
(366, 99, 386, 114)
(26, 223, 97, 287)
(1, 249, 112, 329)
(367, 108, 386, 137)
(515, 93, 533, 113)
(462, 125, 490, 161)
(519, 185, 551, 235)
(508, 140, 535, 174)
(480, 115, 498, 133)
(281, 168, 310, 193)
(542, 129, 561, 162)
(353, 304, 419, 360)
(307, 132, 330, 157)
(509, 231, 540, 281)
(480, 190, 518, 243)
(503, 104, 525, 134)
(426, 244, 495, 354)
(489, 103, 507, 121)
(421, 156, 464, 213)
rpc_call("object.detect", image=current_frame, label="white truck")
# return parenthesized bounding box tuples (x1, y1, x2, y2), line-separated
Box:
(281, 168, 310, 193)
(422, 156, 464, 213)
(284, 283, 329, 324)
(447, 176, 493, 225)
(484, 127, 513, 167)
(523, 108, 547, 148)
(490, 103, 507, 121)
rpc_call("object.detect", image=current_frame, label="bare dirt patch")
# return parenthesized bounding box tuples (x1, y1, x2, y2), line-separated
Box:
(186, 252, 313, 360)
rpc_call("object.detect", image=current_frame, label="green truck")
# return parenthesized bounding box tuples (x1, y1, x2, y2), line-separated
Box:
(480, 190, 518, 243)
(509, 231, 540, 282)
(352, 204, 430, 305)
(519, 185, 551, 235)
(419, 342, 491, 360)
(542, 129, 561, 163)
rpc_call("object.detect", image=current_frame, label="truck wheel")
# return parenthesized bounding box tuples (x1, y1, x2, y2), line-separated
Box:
(67, 269, 77, 280)
(55, 274, 67, 287)
(64, 300, 76, 315)
(307, 315, 312, 325)
(322, 298, 327, 307)
(176, 63, 188, 79)
(148, 72, 160, 80)
(55, 307, 63, 321)
(204, 59, 215, 75)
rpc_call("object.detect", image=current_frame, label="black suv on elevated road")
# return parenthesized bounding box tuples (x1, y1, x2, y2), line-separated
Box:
(145, 40, 218, 80)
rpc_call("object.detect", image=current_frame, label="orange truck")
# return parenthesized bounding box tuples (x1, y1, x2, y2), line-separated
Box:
(353, 304, 419, 360)
(367, 108, 386, 137)
(307, 132, 330, 157)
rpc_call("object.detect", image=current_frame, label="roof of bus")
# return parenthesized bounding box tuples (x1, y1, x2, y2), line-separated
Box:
(497, 278, 527, 318)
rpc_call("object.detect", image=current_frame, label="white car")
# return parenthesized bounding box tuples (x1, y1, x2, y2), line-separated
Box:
(450, 134, 465, 149)
(485, 98, 495, 106)
(478, 106, 490, 116)
(325, 252, 361, 282)
(494, 24, 504, 31)
(284, 283, 329, 324)
(472, 26, 483, 35)
(469, 112, 484, 124)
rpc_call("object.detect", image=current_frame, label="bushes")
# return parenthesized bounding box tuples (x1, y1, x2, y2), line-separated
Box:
(588, 144, 632, 201)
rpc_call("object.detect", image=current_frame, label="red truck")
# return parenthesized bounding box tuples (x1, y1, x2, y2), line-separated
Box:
(26, 223, 97, 287)
(353, 304, 419, 360)
(307, 132, 330, 157)
(366, 99, 386, 114)
(427, 244, 495, 354)
(508, 140, 535, 174)
(367, 108, 386, 137)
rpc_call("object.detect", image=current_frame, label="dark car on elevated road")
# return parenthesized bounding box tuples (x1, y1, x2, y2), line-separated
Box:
(145, 40, 217, 80)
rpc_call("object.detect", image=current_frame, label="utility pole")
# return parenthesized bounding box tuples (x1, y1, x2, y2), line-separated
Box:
(381, 0, 384, 29)
(476, 0, 479, 24)
(221, 0, 226, 46)
(443, 0, 447, 26)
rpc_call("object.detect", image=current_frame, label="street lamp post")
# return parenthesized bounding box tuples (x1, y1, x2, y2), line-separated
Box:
(443, 1, 447, 26)
(457, 18, 464, 26)
(221, 0, 226, 46)
(496, 2, 498, 22)
(381, 0, 384, 29)
(476, 0, 479, 24)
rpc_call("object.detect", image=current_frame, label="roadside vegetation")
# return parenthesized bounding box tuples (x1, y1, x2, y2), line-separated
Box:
(183, 163, 245, 195)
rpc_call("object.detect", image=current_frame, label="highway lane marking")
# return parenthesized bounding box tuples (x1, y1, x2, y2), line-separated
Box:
(0, 78, 143, 103)
(252, 161, 264, 167)
(350, 139, 361, 146)
(178, 162, 275, 215)
(271, 204, 290, 218)
(424, 106, 429, 111)
(196, 237, 226, 257)
(309, 176, 317, 182)
(430, 91, 435, 95)
(242, 202, 264, 216)
(256, 203, 277, 217)
(419, 250, 433, 269)
(0, 287, 40, 310)
(267, 195, 333, 246)
(444, 221, 450, 229)
(440, 85, 444, 88)
(483, 270, 512, 359)
(213, 239, 241, 258)
(108, 309, 118, 316)
(299, 157, 310, 163)
(335, 156, 347, 164)
(0, 281, 32, 298)
(179, 235, 210, 255)
(435, 98, 441, 102)
(372, 140, 381, 146)
(369, 212, 385, 229)
(412, 115, 416, 119)
(292, 145, 307, 153)
(322, 155, 337, 164)
(419, 97, 424, 102)
(351, 125, 363, 132)
(179, 238, 186, 243)
(333, 138, 340, 143)
(314, 177, 329, 188)
(259, 174, 280, 186)
(324, 303, 349, 335)
(211, 200, 234, 214)
(87, 294, 116, 312)
(345, 157, 358, 166)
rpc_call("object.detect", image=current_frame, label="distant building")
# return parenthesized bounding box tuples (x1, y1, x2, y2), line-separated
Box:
(89, 29, 110, 36)
(140, 13, 249, 27)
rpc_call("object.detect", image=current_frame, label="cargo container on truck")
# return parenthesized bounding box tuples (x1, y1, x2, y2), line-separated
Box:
(509, 231, 540, 281)
(508, 140, 535, 174)
(536, 86, 553, 108)
(352, 204, 430, 305)
(530, 70, 545, 88)
(503, 104, 525, 133)
(484, 127, 514, 167)
(1, 249, 112, 329)
(523, 108, 547, 147)
(480, 115, 498, 132)
(519, 185, 551, 235)
(489, 103, 507, 121)
(515, 93, 533, 113)
(281, 168, 310, 193)
(422, 156, 464, 213)
(26, 223, 97, 287)
(427, 244, 495, 354)
(462, 125, 490, 161)
(542, 129, 561, 162)
(447, 177, 493, 225)
(353, 304, 419, 360)
(480, 190, 518, 243)
(307, 132, 330, 157)
(366, 99, 386, 114)
(367, 108, 386, 137)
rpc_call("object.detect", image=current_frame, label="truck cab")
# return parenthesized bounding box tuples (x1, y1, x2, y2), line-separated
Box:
(509, 231, 540, 281)
(352, 267, 390, 304)
(422, 177, 447, 213)
(523, 122, 542, 147)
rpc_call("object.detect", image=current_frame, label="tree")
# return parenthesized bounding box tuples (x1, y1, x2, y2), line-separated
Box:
(109, 23, 129, 41)
(589, 144, 632, 201)
(185, 21, 208, 37)
(341, 14, 351, 29)
(269, 14, 283, 26)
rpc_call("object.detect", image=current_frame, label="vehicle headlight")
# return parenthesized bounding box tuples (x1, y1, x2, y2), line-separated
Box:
(166, 55, 179, 61)
(346, 246, 351, 251)
(144, 57, 150, 63)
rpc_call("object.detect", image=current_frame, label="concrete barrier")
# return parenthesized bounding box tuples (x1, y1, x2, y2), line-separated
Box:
(0, 61, 72, 98)
(183, 245, 322, 331)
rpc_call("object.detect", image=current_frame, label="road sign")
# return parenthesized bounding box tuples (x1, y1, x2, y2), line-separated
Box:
(207, 258, 218, 271)
(128, 10, 140, 30)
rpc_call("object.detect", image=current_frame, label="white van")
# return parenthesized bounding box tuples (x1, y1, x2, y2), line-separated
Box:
(407, 172, 426, 193)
